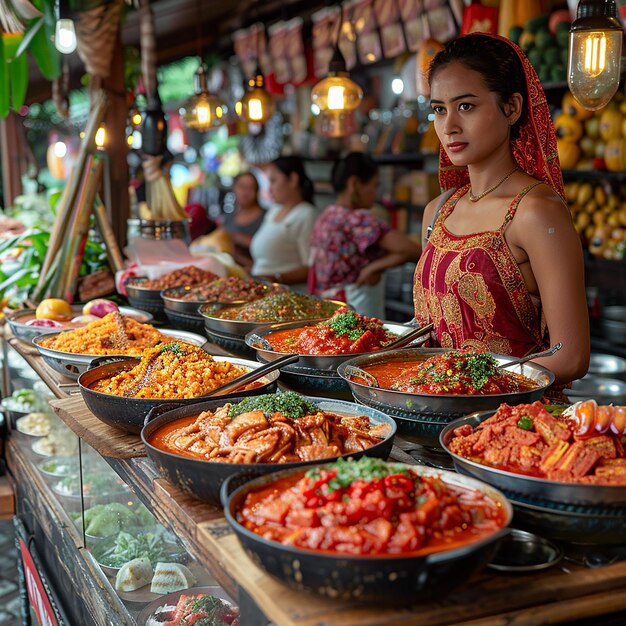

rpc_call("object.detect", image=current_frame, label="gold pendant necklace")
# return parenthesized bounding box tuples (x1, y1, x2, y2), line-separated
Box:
(468, 166, 519, 203)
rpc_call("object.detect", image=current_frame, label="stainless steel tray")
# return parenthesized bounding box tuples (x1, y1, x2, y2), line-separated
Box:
(6, 306, 153, 344)
(439, 410, 626, 507)
(32, 328, 207, 380)
(337, 348, 554, 418)
(161, 285, 207, 315)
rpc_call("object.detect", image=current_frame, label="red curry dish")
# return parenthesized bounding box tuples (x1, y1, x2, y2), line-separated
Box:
(355, 351, 539, 395)
(147, 393, 391, 464)
(237, 457, 507, 556)
(264, 308, 398, 355)
(448, 402, 626, 485)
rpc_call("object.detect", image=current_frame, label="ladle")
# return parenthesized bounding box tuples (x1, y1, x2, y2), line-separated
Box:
(498, 343, 562, 370)
(202, 353, 299, 397)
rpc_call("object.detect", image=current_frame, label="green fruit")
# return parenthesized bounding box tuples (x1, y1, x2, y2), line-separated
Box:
(525, 14, 550, 34)
(561, 48, 570, 66)
(550, 65, 566, 83)
(519, 31, 536, 51)
(509, 25, 523, 44)
(527, 49, 542, 69)
(544, 47, 560, 65)
(556, 28, 570, 48)
(535, 29, 556, 50)
(538, 65, 552, 83)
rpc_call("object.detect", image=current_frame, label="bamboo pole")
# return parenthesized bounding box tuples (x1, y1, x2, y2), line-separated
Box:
(34, 90, 107, 301)
(94, 195, 124, 273)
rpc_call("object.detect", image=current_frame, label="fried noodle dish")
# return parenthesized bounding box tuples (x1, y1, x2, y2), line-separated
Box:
(147, 392, 391, 463)
(91, 342, 248, 399)
(448, 401, 626, 485)
(264, 308, 398, 355)
(38, 312, 167, 355)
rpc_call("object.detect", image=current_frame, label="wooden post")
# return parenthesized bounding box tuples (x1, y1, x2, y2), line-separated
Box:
(0, 113, 24, 208)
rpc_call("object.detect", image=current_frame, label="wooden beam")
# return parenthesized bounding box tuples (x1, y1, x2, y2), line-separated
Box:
(0, 113, 24, 208)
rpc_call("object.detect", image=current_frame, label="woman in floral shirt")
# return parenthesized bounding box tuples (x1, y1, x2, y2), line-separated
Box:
(309, 153, 420, 318)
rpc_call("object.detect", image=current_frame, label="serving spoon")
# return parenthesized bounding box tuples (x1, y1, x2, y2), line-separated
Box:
(202, 353, 299, 397)
(498, 343, 563, 370)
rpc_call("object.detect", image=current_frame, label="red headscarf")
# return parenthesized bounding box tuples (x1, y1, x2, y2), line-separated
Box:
(436, 33, 565, 201)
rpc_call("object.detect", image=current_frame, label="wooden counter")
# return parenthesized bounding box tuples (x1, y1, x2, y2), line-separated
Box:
(6, 332, 626, 625)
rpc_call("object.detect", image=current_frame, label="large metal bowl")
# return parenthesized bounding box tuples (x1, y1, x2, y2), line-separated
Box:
(588, 353, 626, 382)
(141, 395, 397, 505)
(32, 328, 207, 380)
(564, 376, 626, 405)
(126, 277, 167, 321)
(222, 462, 512, 602)
(440, 410, 626, 507)
(6, 306, 153, 344)
(79, 356, 279, 434)
(337, 348, 554, 447)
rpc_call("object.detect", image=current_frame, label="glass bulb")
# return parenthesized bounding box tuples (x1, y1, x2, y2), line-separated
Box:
(182, 91, 223, 131)
(315, 109, 358, 138)
(568, 29, 622, 111)
(311, 75, 363, 112)
(55, 18, 77, 54)
(95, 125, 106, 149)
(241, 88, 274, 124)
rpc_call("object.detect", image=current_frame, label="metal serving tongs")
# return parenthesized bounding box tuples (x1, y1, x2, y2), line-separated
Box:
(342, 322, 435, 388)
(202, 353, 299, 397)
(498, 343, 563, 370)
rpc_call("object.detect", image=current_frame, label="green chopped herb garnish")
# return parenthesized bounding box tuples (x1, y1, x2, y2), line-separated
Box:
(517, 415, 534, 431)
(323, 311, 366, 340)
(228, 392, 318, 420)
(159, 342, 186, 356)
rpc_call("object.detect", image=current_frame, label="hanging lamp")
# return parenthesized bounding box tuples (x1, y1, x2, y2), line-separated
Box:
(241, 64, 275, 124)
(567, 0, 623, 110)
(55, 0, 77, 54)
(311, 7, 362, 124)
(182, 62, 224, 131)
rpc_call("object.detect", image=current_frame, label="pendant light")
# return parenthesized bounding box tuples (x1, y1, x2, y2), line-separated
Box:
(567, 0, 623, 111)
(55, 0, 77, 54)
(311, 8, 363, 129)
(241, 64, 275, 124)
(182, 62, 224, 131)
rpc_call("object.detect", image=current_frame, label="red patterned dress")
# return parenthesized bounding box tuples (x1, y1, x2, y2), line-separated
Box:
(413, 182, 548, 357)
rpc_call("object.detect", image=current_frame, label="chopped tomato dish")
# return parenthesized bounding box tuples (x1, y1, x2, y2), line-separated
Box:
(448, 402, 626, 484)
(150, 592, 239, 625)
(265, 308, 398, 355)
(237, 457, 506, 556)
(383, 351, 539, 395)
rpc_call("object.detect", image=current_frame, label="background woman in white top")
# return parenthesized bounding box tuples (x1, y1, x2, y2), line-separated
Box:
(250, 156, 317, 290)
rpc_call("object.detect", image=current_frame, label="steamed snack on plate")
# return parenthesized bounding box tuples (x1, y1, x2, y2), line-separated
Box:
(214, 291, 341, 322)
(76, 502, 155, 538)
(361, 351, 540, 395)
(38, 457, 78, 479)
(263, 308, 399, 355)
(32, 431, 78, 457)
(15, 412, 52, 437)
(36, 311, 166, 356)
(1, 389, 39, 414)
(236, 456, 508, 556)
(53, 472, 128, 499)
(150, 562, 197, 594)
(147, 392, 392, 464)
(176, 276, 284, 304)
(448, 401, 626, 485)
(115, 557, 153, 592)
(138, 266, 218, 291)
(143, 591, 239, 625)
(90, 342, 249, 399)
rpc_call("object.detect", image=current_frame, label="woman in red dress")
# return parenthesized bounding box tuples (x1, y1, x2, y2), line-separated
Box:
(414, 33, 589, 385)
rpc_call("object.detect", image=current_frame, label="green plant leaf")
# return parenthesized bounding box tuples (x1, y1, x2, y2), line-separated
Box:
(30, 0, 60, 80)
(15, 18, 44, 58)
(9, 51, 28, 111)
(0, 37, 8, 117)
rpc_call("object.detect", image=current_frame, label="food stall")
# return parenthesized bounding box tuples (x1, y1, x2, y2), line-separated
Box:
(2, 298, 626, 625)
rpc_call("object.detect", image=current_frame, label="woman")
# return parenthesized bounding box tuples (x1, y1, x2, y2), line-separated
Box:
(219, 172, 264, 270)
(414, 33, 589, 385)
(250, 156, 316, 290)
(310, 152, 420, 319)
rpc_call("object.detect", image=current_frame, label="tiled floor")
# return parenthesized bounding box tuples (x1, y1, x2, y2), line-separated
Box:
(0, 519, 20, 625)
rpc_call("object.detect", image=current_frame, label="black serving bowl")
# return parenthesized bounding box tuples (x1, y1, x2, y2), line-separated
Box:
(126, 277, 168, 321)
(338, 348, 554, 449)
(78, 355, 279, 434)
(440, 410, 626, 544)
(222, 462, 512, 602)
(141, 395, 397, 506)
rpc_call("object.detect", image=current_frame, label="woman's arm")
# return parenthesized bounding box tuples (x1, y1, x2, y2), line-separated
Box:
(512, 190, 590, 385)
(255, 266, 309, 285)
(355, 230, 421, 286)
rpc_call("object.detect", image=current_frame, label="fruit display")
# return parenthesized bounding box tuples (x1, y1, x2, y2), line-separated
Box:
(565, 180, 626, 260)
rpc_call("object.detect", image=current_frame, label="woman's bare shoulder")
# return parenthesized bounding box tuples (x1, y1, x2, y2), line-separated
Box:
(515, 181, 570, 224)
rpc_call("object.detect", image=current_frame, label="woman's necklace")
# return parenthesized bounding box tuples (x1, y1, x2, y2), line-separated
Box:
(468, 166, 519, 203)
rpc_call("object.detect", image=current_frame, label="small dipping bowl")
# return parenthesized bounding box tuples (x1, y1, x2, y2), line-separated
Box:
(488, 529, 563, 573)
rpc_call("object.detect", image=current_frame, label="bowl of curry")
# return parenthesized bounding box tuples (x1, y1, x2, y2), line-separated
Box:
(222, 456, 512, 602)
(78, 343, 279, 433)
(141, 392, 397, 505)
(337, 348, 553, 447)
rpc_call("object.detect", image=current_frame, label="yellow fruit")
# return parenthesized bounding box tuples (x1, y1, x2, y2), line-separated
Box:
(576, 182, 593, 205)
(594, 185, 607, 206)
(619, 206, 626, 226)
(35, 298, 73, 321)
(584, 116, 601, 139)
(584, 199, 598, 214)
(584, 224, 596, 242)
(557, 138, 581, 169)
(576, 211, 591, 230)
(604, 138, 626, 171)
(554, 113, 584, 142)
(599, 109, 624, 141)
(565, 182, 579, 203)
(562, 92, 594, 121)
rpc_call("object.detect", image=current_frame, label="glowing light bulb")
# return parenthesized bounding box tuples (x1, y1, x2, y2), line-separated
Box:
(235, 101, 243, 116)
(327, 85, 346, 110)
(95, 125, 106, 149)
(55, 18, 77, 54)
(247, 98, 263, 122)
(53, 141, 67, 158)
(131, 112, 142, 126)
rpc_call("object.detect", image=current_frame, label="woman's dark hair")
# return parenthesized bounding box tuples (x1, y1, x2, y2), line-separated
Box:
(331, 152, 379, 193)
(234, 171, 259, 193)
(272, 156, 314, 204)
(428, 34, 528, 141)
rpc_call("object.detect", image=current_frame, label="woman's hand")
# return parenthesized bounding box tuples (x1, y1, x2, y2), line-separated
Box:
(355, 266, 383, 287)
